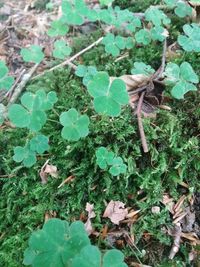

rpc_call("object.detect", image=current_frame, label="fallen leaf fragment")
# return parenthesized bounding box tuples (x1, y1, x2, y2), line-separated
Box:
(40, 160, 58, 184)
(85, 203, 96, 235)
(103, 200, 128, 225)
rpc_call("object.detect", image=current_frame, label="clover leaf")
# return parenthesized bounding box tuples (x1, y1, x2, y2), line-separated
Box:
(47, 20, 69, 37)
(145, 7, 171, 26)
(87, 72, 129, 117)
(0, 60, 14, 90)
(72, 246, 128, 267)
(96, 147, 127, 176)
(60, 108, 90, 141)
(131, 62, 155, 76)
(164, 62, 199, 99)
(99, 0, 114, 6)
(75, 65, 98, 86)
(96, 147, 114, 169)
(175, 2, 192, 18)
(8, 89, 57, 131)
(62, 0, 84, 25)
(13, 145, 36, 167)
(20, 45, 44, 64)
(53, 40, 72, 59)
(23, 219, 90, 267)
(102, 34, 126, 56)
(135, 29, 151, 45)
(178, 23, 200, 52)
(109, 157, 127, 176)
(150, 26, 168, 42)
(29, 134, 49, 154)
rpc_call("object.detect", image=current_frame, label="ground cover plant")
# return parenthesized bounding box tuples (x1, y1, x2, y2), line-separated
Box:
(0, 0, 200, 266)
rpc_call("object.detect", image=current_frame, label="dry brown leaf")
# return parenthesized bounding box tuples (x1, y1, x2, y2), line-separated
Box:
(110, 74, 149, 91)
(39, 160, 58, 184)
(85, 203, 96, 235)
(103, 200, 128, 225)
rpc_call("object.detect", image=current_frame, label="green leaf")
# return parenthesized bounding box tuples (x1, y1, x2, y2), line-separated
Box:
(30, 134, 49, 154)
(23, 248, 37, 265)
(145, 7, 171, 26)
(102, 34, 126, 57)
(164, 0, 176, 7)
(72, 245, 101, 267)
(109, 157, 127, 176)
(96, 147, 114, 169)
(99, 0, 114, 6)
(131, 62, 155, 76)
(8, 104, 30, 128)
(62, 0, 84, 25)
(0, 60, 14, 90)
(175, 2, 193, 18)
(53, 40, 72, 59)
(164, 63, 180, 84)
(75, 65, 88, 77)
(24, 219, 90, 267)
(72, 246, 128, 267)
(180, 62, 199, 84)
(47, 20, 69, 37)
(13, 145, 36, 167)
(103, 250, 127, 267)
(135, 29, 151, 45)
(171, 80, 197, 99)
(60, 108, 90, 141)
(178, 23, 200, 52)
(164, 62, 199, 99)
(87, 72, 129, 117)
(20, 45, 44, 64)
(150, 26, 168, 42)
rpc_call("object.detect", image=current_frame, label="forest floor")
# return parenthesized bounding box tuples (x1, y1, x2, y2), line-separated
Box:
(0, 0, 200, 266)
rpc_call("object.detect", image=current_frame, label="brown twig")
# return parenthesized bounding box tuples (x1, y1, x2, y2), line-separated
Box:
(32, 37, 103, 80)
(8, 63, 39, 106)
(169, 223, 182, 260)
(154, 38, 167, 80)
(136, 92, 149, 153)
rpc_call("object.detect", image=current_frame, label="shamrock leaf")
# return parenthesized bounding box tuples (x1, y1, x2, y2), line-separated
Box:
(8, 89, 57, 131)
(135, 29, 151, 45)
(164, 0, 176, 7)
(72, 246, 128, 267)
(99, 0, 114, 6)
(47, 20, 69, 37)
(109, 157, 127, 176)
(29, 135, 49, 154)
(175, 2, 192, 18)
(150, 26, 168, 42)
(178, 23, 200, 52)
(96, 147, 114, 169)
(102, 34, 126, 57)
(23, 219, 90, 267)
(60, 108, 90, 141)
(164, 62, 199, 99)
(53, 40, 72, 59)
(0, 60, 14, 90)
(145, 7, 171, 26)
(20, 45, 44, 64)
(87, 72, 129, 117)
(62, 0, 84, 25)
(75, 65, 98, 86)
(131, 62, 155, 76)
(13, 145, 36, 167)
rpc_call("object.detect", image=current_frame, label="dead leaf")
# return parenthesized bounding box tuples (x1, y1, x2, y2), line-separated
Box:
(85, 203, 96, 235)
(103, 200, 128, 225)
(110, 74, 149, 91)
(39, 160, 58, 184)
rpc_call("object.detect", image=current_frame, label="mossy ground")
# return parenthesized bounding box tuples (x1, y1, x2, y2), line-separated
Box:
(1, 1, 200, 266)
